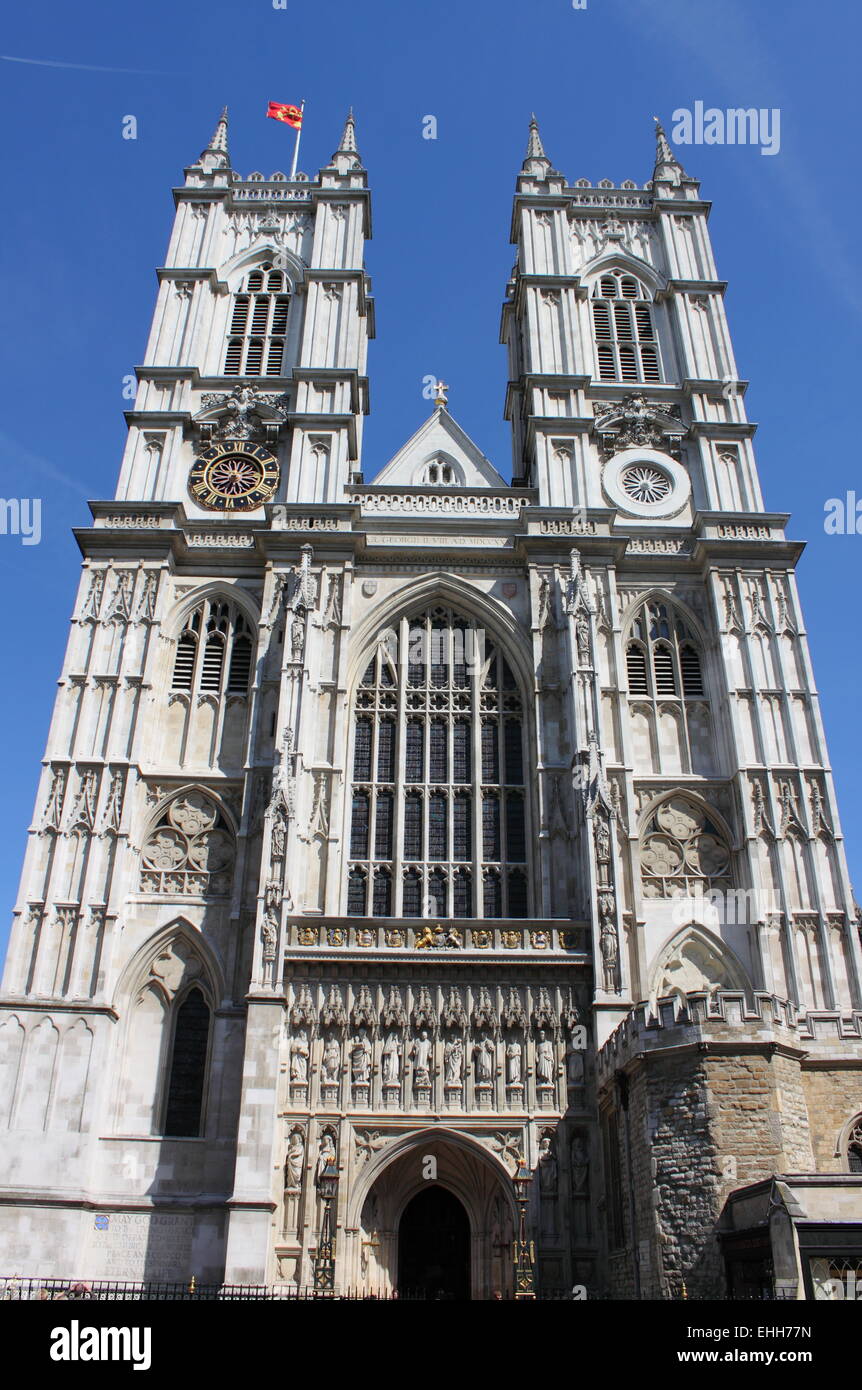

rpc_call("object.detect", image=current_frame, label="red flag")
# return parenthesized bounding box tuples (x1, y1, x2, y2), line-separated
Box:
(267, 101, 303, 129)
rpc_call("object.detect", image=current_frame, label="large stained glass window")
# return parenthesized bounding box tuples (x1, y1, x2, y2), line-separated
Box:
(346, 608, 530, 918)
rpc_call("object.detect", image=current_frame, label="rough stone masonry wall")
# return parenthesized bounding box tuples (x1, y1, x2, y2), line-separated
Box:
(801, 1066, 862, 1171)
(639, 1054, 722, 1299)
(707, 1047, 814, 1181)
(613, 1049, 862, 1297)
(596, 994, 848, 1299)
(608, 1049, 803, 1300)
(601, 1055, 721, 1300)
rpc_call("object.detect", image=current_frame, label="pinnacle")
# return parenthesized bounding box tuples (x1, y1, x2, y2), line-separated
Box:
(196, 106, 230, 169)
(525, 113, 547, 162)
(652, 114, 687, 181)
(335, 108, 359, 156)
(520, 113, 556, 177)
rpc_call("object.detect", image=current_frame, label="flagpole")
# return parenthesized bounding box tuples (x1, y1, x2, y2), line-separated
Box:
(289, 99, 305, 180)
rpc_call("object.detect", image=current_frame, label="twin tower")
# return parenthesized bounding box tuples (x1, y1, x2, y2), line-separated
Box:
(0, 110, 859, 1300)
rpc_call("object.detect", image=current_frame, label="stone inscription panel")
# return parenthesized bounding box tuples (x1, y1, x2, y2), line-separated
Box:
(84, 1212, 194, 1281)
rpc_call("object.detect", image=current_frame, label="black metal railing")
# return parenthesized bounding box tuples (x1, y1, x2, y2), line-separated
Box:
(0, 1276, 581, 1302)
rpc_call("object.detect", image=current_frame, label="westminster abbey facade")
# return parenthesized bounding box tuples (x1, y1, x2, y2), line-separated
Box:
(0, 111, 860, 1300)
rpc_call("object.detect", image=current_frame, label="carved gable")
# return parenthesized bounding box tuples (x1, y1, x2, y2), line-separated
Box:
(370, 406, 506, 489)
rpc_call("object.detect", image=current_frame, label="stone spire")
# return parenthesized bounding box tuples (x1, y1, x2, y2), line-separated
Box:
(521, 113, 553, 177)
(335, 108, 358, 156)
(652, 115, 687, 185)
(196, 106, 230, 171)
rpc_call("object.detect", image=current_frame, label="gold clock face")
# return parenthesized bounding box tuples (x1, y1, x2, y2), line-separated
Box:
(188, 442, 280, 511)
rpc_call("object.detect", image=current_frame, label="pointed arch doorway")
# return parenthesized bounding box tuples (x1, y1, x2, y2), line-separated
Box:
(351, 1130, 516, 1299)
(397, 1185, 470, 1300)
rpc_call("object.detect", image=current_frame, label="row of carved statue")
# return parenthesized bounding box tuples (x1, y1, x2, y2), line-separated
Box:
(287, 1025, 587, 1092)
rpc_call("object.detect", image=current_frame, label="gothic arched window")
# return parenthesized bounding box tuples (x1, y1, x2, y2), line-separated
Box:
(626, 600, 704, 700)
(591, 271, 661, 383)
(223, 263, 290, 377)
(172, 599, 254, 699)
(640, 796, 732, 899)
(163, 986, 211, 1136)
(415, 457, 462, 486)
(844, 1115, 862, 1173)
(625, 598, 711, 775)
(346, 608, 530, 918)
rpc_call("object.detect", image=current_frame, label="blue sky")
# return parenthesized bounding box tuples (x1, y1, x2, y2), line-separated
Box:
(0, 0, 859, 958)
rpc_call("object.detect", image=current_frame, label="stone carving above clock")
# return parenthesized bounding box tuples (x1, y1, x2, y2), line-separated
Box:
(593, 393, 684, 460)
(194, 384, 289, 446)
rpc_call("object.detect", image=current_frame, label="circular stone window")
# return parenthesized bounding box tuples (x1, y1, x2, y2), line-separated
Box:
(602, 447, 691, 519)
(621, 464, 672, 505)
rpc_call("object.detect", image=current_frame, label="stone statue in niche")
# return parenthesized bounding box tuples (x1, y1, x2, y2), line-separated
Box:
(283, 1128, 306, 1238)
(595, 816, 611, 865)
(350, 1031, 372, 1084)
(474, 1034, 495, 1084)
(271, 807, 287, 860)
(600, 921, 619, 992)
(570, 1135, 590, 1195)
(261, 912, 278, 964)
(505, 1039, 523, 1086)
(315, 1130, 337, 1185)
(289, 1029, 310, 1083)
(290, 611, 306, 662)
(566, 1043, 585, 1088)
(411, 1030, 433, 1084)
(538, 1134, 558, 1196)
(537, 574, 553, 629)
(535, 1030, 555, 1086)
(382, 1031, 401, 1085)
(444, 1035, 463, 1085)
(576, 610, 591, 664)
(322, 1034, 341, 1085)
(284, 1130, 305, 1194)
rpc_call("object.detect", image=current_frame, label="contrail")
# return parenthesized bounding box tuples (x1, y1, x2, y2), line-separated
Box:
(1, 54, 178, 75)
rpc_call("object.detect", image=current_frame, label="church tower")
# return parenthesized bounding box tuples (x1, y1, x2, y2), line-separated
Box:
(0, 112, 860, 1301)
(498, 117, 862, 1298)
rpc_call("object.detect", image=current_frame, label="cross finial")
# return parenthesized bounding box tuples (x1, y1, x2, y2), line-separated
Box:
(433, 379, 449, 406)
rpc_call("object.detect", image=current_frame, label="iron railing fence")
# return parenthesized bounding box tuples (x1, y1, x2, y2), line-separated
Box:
(0, 1277, 583, 1302)
(0, 1276, 802, 1302)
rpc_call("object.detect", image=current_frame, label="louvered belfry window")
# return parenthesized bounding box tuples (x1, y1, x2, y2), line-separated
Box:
(223, 264, 290, 377)
(592, 271, 662, 383)
(171, 599, 254, 698)
(346, 608, 530, 918)
(626, 599, 706, 704)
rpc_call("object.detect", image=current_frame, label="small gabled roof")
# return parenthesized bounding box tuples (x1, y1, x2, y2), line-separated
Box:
(370, 406, 507, 488)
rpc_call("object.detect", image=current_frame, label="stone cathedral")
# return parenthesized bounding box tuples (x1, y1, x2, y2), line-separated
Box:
(1, 110, 860, 1302)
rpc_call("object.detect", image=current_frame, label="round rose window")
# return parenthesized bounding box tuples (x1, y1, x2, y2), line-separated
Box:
(620, 464, 672, 505)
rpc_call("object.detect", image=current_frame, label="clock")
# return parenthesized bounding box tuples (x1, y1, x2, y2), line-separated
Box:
(188, 442, 280, 511)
